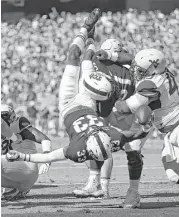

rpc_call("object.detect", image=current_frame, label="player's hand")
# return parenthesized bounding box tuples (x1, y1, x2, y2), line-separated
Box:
(96, 50, 109, 60)
(14, 134, 23, 144)
(6, 150, 21, 162)
(39, 163, 51, 175)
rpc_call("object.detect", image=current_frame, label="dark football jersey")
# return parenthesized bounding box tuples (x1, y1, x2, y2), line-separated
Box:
(92, 56, 135, 117)
(64, 106, 105, 139)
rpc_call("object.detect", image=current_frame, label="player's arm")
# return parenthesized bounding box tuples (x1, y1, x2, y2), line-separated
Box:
(115, 80, 160, 114)
(96, 49, 133, 65)
(6, 148, 66, 163)
(19, 117, 51, 153)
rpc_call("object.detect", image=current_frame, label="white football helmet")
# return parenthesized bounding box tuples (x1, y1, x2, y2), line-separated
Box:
(83, 71, 112, 101)
(130, 49, 166, 82)
(86, 127, 112, 161)
(101, 39, 123, 53)
(101, 38, 128, 53)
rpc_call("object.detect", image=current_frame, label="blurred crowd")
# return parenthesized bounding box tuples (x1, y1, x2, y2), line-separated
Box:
(1, 8, 179, 136)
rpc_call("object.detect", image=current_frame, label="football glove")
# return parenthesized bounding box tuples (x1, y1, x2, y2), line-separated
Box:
(39, 163, 51, 175)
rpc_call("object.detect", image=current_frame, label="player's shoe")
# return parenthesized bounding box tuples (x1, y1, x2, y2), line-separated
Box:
(123, 189, 140, 209)
(1, 188, 29, 201)
(92, 189, 110, 199)
(83, 8, 102, 32)
(73, 177, 101, 198)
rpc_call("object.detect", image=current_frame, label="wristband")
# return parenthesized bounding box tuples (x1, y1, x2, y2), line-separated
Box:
(106, 51, 118, 62)
(42, 140, 51, 153)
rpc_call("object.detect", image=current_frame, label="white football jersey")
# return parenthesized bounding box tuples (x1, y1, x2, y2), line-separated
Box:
(126, 71, 179, 132)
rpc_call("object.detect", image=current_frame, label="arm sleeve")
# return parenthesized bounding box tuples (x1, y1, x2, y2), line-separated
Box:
(125, 93, 149, 113)
(19, 117, 32, 132)
(126, 80, 160, 113)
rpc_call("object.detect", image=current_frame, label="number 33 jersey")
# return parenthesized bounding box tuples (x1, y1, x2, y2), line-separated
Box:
(64, 106, 105, 139)
(134, 71, 179, 133)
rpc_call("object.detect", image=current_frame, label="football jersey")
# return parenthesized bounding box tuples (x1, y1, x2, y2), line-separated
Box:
(10, 116, 37, 154)
(64, 106, 105, 139)
(92, 56, 135, 117)
(135, 70, 179, 133)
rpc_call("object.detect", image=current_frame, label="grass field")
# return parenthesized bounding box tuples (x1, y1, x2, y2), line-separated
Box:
(1, 138, 179, 217)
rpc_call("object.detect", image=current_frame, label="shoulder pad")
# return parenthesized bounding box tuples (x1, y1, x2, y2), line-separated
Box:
(136, 80, 160, 98)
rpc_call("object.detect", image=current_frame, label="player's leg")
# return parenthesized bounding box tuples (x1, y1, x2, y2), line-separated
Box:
(123, 128, 153, 208)
(162, 125, 179, 183)
(73, 113, 132, 198)
(1, 156, 38, 200)
(59, 8, 101, 117)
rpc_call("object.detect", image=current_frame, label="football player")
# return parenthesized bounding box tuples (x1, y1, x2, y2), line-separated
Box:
(73, 39, 137, 200)
(1, 104, 52, 200)
(1, 118, 22, 148)
(5, 10, 151, 175)
(113, 48, 179, 207)
(6, 105, 154, 172)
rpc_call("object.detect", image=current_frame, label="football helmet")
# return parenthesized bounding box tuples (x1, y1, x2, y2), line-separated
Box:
(101, 39, 127, 53)
(1, 104, 16, 124)
(83, 71, 112, 101)
(130, 49, 166, 82)
(86, 127, 111, 161)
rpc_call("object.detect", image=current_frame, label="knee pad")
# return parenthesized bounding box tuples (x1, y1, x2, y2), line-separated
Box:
(126, 151, 143, 180)
(126, 151, 143, 166)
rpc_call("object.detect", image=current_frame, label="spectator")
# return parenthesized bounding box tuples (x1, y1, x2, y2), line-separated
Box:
(1, 9, 179, 136)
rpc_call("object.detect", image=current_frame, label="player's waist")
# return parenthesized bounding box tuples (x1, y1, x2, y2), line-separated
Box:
(64, 106, 96, 129)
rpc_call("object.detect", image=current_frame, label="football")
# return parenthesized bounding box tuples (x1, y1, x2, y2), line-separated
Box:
(100, 39, 122, 53)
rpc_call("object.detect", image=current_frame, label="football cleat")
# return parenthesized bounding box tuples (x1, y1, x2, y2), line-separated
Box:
(123, 189, 141, 209)
(1, 188, 29, 201)
(83, 8, 102, 32)
(73, 177, 100, 198)
(92, 189, 110, 199)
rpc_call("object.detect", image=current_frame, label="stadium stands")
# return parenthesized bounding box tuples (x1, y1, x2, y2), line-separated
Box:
(1, 9, 179, 135)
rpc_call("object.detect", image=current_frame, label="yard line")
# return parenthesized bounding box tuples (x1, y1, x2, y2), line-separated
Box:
(50, 165, 163, 170)
(36, 180, 169, 186)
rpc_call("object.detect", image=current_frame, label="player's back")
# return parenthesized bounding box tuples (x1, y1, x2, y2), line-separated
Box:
(64, 106, 105, 139)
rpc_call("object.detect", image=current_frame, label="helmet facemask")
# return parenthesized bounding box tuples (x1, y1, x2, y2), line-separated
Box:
(130, 59, 158, 83)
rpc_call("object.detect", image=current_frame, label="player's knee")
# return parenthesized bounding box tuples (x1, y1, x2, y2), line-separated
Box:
(68, 45, 81, 64)
(126, 151, 143, 180)
(126, 151, 143, 168)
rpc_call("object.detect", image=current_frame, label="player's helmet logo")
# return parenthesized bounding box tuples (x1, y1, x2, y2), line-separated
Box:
(86, 127, 111, 161)
(130, 49, 166, 82)
(83, 71, 112, 101)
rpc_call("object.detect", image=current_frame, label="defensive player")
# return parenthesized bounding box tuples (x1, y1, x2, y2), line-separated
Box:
(113, 48, 179, 207)
(1, 104, 52, 200)
(73, 47, 179, 208)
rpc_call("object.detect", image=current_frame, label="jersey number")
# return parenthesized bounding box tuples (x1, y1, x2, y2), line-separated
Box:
(73, 115, 104, 133)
